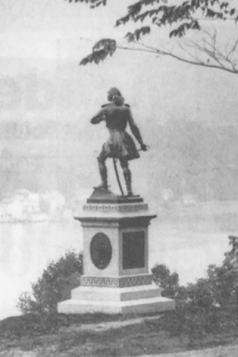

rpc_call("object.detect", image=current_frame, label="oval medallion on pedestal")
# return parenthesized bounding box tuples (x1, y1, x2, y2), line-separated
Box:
(90, 233, 112, 270)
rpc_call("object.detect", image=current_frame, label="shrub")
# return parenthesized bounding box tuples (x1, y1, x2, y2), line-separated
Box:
(151, 247, 238, 341)
(17, 251, 83, 315)
(152, 264, 179, 298)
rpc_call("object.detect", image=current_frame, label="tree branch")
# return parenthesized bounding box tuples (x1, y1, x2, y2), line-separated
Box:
(138, 38, 238, 73)
(117, 45, 157, 55)
(163, 51, 238, 74)
(197, 34, 238, 72)
(227, 38, 238, 59)
(117, 44, 238, 75)
(188, 40, 226, 69)
(178, 43, 204, 65)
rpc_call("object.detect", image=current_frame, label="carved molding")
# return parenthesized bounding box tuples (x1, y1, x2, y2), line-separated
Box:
(80, 274, 153, 288)
(83, 203, 148, 213)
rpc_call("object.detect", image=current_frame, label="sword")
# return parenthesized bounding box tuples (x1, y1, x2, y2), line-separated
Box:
(112, 156, 125, 196)
(109, 144, 125, 196)
(111, 145, 149, 197)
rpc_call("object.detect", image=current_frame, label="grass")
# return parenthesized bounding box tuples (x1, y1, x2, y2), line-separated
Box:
(1, 312, 238, 356)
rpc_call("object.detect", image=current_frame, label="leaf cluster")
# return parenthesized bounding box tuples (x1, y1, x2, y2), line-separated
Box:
(80, 39, 116, 65)
(67, 0, 106, 9)
(118, 0, 237, 39)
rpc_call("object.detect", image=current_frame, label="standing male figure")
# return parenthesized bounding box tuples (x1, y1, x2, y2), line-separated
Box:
(91, 88, 147, 196)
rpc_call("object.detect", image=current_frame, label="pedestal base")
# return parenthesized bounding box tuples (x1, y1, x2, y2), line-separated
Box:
(57, 193, 175, 315)
(58, 284, 175, 315)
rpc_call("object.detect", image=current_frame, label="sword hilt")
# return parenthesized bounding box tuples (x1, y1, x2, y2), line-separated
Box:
(138, 145, 150, 151)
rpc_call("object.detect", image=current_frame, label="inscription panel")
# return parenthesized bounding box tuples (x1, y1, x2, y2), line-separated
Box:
(122, 231, 145, 270)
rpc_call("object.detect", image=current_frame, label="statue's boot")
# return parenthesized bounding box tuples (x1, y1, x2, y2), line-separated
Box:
(94, 160, 108, 191)
(123, 168, 133, 197)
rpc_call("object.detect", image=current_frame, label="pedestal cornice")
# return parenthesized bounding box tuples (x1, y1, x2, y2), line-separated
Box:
(75, 197, 157, 227)
(75, 215, 157, 228)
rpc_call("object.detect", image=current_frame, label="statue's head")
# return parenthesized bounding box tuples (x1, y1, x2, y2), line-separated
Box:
(108, 87, 124, 105)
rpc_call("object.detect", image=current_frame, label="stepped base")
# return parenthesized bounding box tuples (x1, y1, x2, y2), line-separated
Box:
(58, 296, 175, 314)
(58, 284, 175, 315)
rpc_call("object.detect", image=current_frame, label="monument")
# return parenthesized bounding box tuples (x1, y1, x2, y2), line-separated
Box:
(57, 88, 175, 314)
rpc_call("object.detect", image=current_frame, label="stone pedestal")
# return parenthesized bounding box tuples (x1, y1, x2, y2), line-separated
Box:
(58, 192, 175, 314)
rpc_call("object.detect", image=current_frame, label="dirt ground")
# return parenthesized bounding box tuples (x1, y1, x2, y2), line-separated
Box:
(1, 342, 238, 357)
(143, 344, 238, 357)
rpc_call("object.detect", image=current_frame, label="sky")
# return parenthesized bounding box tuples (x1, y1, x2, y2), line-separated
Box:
(0, 0, 128, 60)
(0, 0, 238, 130)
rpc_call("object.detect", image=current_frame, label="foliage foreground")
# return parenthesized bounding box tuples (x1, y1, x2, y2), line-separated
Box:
(0, 243, 238, 355)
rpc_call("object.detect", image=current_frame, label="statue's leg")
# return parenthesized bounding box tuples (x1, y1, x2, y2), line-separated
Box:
(120, 158, 133, 196)
(95, 148, 108, 190)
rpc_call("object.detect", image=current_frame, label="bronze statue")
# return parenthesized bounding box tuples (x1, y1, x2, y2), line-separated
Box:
(91, 88, 147, 196)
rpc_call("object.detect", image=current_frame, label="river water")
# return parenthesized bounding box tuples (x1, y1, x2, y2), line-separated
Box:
(0, 201, 236, 320)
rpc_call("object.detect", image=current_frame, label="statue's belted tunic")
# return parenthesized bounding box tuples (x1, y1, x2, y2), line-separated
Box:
(91, 102, 143, 161)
